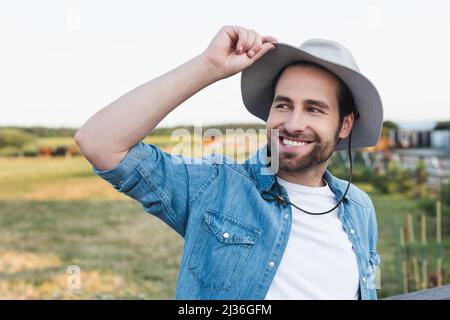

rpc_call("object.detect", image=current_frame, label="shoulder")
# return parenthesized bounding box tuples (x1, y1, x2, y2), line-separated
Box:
(329, 173, 374, 209)
(202, 153, 257, 181)
(347, 183, 374, 209)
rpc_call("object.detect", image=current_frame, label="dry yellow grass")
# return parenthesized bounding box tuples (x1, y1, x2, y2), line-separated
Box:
(0, 250, 62, 274)
(0, 250, 155, 299)
(0, 269, 134, 299)
(21, 177, 128, 201)
(0, 156, 128, 200)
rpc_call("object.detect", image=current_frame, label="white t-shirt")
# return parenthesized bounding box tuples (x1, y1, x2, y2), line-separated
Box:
(265, 176, 360, 300)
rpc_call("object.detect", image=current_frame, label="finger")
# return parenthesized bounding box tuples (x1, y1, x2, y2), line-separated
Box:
(248, 33, 263, 58)
(250, 41, 277, 61)
(235, 27, 248, 54)
(243, 29, 257, 54)
(224, 25, 239, 43)
(262, 35, 278, 43)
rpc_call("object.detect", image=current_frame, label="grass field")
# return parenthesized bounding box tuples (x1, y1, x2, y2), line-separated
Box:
(0, 141, 448, 299)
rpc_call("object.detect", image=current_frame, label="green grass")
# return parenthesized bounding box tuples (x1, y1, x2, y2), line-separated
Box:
(35, 137, 76, 147)
(0, 156, 93, 199)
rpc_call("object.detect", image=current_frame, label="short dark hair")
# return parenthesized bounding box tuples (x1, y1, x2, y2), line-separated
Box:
(270, 61, 359, 128)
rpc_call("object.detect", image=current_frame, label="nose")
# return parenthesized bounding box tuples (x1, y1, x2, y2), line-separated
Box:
(283, 107, 308, 133)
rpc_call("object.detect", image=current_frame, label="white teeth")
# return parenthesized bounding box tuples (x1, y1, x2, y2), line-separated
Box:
(282, 138, 309, 147)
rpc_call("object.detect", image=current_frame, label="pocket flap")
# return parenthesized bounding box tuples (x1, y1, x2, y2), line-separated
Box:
(204, 209, 261, 245)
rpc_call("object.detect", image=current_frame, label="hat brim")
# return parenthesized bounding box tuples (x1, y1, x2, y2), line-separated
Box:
(241, 42, 383, 151)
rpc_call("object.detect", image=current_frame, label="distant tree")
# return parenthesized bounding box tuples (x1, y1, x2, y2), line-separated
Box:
(416, 159, 428, 185)
(0, 128, 37, 149)
(0, 126, 77, 138)
(381, 121, 399, 137)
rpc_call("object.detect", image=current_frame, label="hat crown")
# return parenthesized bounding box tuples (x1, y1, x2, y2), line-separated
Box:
(300, 39, 360, 72)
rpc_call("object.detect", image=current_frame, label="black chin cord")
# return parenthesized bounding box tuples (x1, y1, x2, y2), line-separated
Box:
(261, 130, 353, 215)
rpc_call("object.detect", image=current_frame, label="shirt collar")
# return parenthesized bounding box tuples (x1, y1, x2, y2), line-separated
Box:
(247, 143, 348, 199)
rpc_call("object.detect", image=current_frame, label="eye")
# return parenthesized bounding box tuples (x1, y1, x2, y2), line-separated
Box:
(309, 107, 322, 113)
(275, 104, 289, 109)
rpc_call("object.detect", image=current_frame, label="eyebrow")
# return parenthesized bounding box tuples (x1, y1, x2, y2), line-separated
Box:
(273, 95, 330, 111)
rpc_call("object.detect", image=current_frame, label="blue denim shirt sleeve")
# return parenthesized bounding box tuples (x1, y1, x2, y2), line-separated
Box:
(92, 141, 151, 188)
(367, 199, 381, 295)
(92, 141, 216, 237)
(368, 203, 381, 265)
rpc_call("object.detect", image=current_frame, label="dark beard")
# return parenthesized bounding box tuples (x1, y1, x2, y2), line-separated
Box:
(270, 129, 340, 173)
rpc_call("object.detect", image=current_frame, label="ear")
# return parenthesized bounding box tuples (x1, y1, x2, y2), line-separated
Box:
(339, 112, 355, 139)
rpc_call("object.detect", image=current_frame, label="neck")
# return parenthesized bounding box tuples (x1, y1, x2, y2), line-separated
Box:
(276, 164, 328, 187)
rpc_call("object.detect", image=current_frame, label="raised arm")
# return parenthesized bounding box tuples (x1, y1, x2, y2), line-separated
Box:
(74, 26, 277, 170)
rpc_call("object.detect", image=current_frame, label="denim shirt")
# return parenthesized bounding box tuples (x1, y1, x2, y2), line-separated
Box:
(92, 141, 381, 300)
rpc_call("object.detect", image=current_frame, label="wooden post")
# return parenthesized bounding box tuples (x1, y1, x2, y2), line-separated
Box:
(405, 216, 411, 290)
(400, 226, 408, 293)
(393, 220, 403, 293)
(407, 214, 421, 290)
(421, 214, 428, 290)
(436, 200, 442, 287)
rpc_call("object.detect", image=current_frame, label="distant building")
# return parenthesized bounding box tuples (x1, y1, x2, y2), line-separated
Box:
(431, 130, 450, 150)
(388, 121, 450, 150)
(391, 129, 431, 148)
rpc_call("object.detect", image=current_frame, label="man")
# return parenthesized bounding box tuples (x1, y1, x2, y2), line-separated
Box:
(75, 25, 383, 299)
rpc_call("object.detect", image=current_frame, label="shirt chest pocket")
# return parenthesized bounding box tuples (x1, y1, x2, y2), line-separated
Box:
(187, 208, 262, 290)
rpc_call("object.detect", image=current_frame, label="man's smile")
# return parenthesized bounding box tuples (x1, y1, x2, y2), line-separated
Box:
(277, 135, 317, 153)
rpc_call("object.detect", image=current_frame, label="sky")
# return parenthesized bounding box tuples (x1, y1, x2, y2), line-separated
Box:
(0, 0, 449, 128)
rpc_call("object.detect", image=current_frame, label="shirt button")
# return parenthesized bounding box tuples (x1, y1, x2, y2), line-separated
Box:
(268, 261, 276, 268)
(284, 213, 289, 220)
(350, 229, 356, 234)
(223, 232, 230, 239)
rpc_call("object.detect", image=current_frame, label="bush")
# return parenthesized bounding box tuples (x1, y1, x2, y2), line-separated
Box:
(23, 150, 38, 157)
(441, 179, 450, 207)
(0, 128, 37, 149)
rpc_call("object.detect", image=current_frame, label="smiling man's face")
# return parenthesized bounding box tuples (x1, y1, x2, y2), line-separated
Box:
(267, 64, 353, 173)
